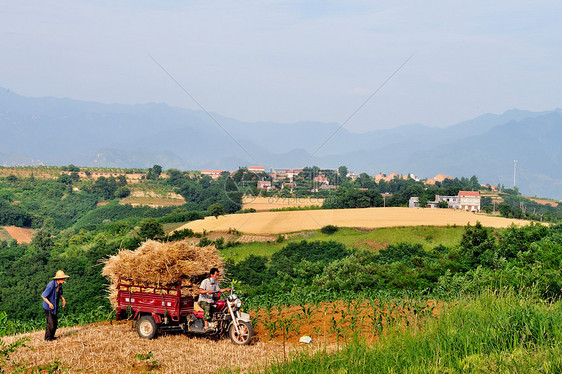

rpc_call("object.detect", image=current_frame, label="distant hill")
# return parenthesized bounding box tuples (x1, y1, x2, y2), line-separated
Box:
(1, 87, 561, 199)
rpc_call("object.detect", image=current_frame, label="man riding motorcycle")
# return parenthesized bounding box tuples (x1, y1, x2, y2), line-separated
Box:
(198, 268, 231, 331)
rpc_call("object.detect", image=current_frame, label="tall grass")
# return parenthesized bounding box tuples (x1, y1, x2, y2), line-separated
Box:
(257, 290, 562, 373)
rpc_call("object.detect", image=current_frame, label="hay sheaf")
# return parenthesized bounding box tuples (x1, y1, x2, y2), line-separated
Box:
(102, 240, 224, 306)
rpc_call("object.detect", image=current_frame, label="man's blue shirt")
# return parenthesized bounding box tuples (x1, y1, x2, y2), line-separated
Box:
(42, 280, 63, 315)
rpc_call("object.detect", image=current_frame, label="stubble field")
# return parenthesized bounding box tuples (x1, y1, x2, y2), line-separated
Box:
(178, 207, 532, 234)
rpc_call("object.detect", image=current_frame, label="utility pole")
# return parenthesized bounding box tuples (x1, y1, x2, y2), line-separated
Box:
(513, 160, 517, 188)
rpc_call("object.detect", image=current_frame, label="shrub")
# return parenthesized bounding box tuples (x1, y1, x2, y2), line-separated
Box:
(138, 218, 164, 240)
(320, 225, 339, 235)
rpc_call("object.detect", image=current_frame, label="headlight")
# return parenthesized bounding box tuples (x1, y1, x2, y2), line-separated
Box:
(229, 293, 238, 302)
(234, 299, 242, 308)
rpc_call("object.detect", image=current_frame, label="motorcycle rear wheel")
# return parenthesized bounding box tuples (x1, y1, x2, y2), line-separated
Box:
(137, 315, 158, 339)
(228, 321, 253, 345)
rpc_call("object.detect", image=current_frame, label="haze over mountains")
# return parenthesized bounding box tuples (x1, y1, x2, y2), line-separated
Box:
(1, 88, 561, 199)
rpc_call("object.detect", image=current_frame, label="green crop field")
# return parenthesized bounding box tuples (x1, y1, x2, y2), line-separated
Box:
(257, 290, 562, 374)
(220, 225, 466, 262)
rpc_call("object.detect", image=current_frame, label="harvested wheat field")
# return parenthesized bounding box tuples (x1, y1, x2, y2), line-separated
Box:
(3, 322, 325, 373)
(242, 196, 324, 211)
(4, 298, 440, 373)
(177, 207, 533, 235)
(2, 226, 35, 244)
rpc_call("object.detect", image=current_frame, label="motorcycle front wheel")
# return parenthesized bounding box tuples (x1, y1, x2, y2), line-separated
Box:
(228, 321, 254, 345)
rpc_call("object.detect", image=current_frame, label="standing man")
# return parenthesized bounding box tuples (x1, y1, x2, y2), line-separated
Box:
(41, 270, 69, 341)
(198, 268, 230, 331)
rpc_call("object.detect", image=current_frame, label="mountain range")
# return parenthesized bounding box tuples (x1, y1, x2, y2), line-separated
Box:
(1, 87, 561, 199)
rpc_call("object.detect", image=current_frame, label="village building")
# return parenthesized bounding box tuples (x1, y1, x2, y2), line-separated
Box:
(409, 196, 420, 208)
(281, 182, 295, 190)
(60, 171, 145, 182)
(427, 195, 460, 209)
(270, 169, 287, 182)
(459, 191, 481, 212)
(284, 168, 302, 182)
(374, 174, 385, 183)
(201, 169, 226, 180)
(257, 180, 273, 190)
(313, 175, 329, 185)
(248, 166, 265, 173)
(434, 174, 453, 182)
(424, 191, 481, 211)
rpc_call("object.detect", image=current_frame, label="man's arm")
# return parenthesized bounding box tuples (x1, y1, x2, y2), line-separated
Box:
(198, 279, 214, 294)
(42, 296, 54, 310)
(41, 281, 55, 309)
(61, 296, 66, 308)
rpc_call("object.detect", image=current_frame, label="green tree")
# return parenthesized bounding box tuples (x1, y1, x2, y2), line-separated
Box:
(147, 165, 163, 180)
(498, 202, 512, 217)
(114, 186, 131, 198)
(437, 201, 449, 209)
(138, 218, 164, 239)
(208, 203, 225, 219)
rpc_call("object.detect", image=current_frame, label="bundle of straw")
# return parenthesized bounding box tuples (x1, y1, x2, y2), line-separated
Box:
(102, 240, 224, 307)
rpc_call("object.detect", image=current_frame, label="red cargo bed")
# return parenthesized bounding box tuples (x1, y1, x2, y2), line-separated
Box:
(116, 280, 195, 323)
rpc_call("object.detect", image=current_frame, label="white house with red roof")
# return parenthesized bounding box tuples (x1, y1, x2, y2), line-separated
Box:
(459, 191, 481, 212)
(248, 166, 265, 173)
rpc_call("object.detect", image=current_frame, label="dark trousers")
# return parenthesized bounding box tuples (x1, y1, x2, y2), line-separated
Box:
(44, 309, 58, 341)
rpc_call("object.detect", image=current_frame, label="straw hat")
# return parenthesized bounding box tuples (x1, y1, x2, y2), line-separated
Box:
(52, 270, 70, 280)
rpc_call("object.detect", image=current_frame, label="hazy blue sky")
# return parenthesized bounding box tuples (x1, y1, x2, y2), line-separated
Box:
(1, 1, 561, 131)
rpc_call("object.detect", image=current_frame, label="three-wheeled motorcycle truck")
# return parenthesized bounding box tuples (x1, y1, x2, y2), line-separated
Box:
(116, 279, 253, 345)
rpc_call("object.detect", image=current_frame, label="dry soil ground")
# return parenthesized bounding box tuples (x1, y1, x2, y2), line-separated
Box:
(120, 190, 185, 208)
(4, 321, 329, 373)
(1, 226, 35, 244)
(177, 207, 532, 235)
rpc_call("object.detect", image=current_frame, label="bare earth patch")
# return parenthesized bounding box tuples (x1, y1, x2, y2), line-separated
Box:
(356, 240, 390, 251)
(177, 207, 534, 235)
(3, 226, 35, 244)
(530, 198, 559, 207)
(237, 234, 279, 243)
(120, 190, 185, 208)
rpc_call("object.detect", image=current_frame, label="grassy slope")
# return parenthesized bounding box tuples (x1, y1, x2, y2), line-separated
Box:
(221, 226, 466, 262)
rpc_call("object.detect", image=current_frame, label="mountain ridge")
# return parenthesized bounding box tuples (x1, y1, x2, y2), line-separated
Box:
(1, 87, 561, 198)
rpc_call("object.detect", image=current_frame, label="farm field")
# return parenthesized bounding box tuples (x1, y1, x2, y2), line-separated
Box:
(119, 190, 185, 208)
(1, 226, 35, 244)
(219, 226, 466, 262)
(178, 207, 533, 235)
(2, 321, 295, 373)
(2, 298, 435, 373)
(242, 196, 324, 211)
(5, 292, 558, 373)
